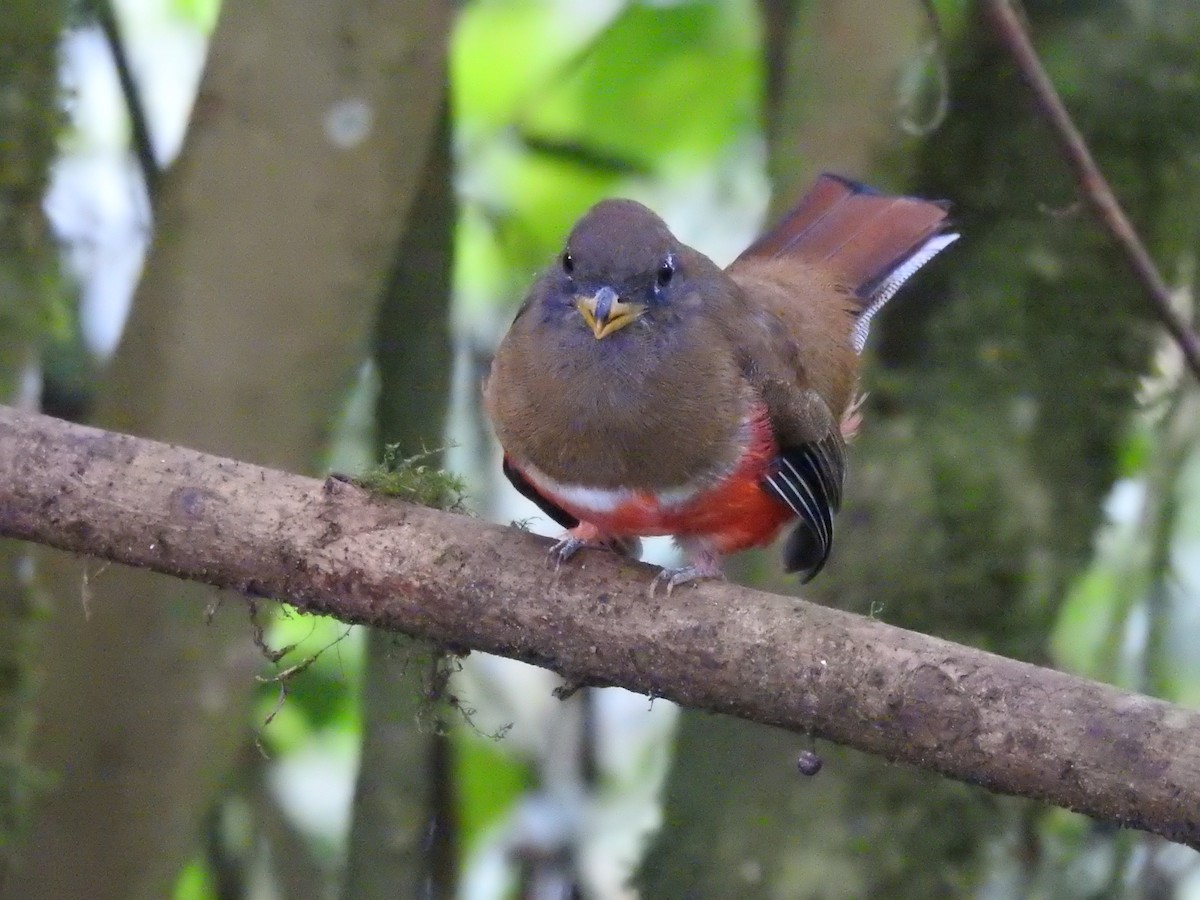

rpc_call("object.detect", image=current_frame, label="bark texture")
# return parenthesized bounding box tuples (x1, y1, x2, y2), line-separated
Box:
(1, 405, 1198, 850)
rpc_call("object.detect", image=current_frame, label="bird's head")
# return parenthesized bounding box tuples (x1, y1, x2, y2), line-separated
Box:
(546, 199, 689, 340)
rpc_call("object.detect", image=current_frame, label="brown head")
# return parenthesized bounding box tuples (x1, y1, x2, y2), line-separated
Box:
(548, 198, 721, 341)
(485, 199, 749, 489)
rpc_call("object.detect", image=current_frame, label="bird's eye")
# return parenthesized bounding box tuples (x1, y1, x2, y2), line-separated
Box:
(656, 258, 675, 289)
(561, 251, 574, 275)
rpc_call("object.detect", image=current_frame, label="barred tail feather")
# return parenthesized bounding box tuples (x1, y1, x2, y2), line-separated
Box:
(850, 231, 959, 352)
(760, 433, 845, 582)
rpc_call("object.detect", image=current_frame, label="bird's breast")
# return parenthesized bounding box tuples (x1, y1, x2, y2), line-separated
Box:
(488, 314, 750, 489)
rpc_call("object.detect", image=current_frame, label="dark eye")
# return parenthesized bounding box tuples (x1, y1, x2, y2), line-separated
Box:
(656, 258, 675, 288)
(561, 251, 574, 275)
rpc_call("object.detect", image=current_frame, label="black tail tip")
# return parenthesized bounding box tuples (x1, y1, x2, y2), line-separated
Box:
(782, 522, 831, 583)
(818, 171, 881, 196)
(818, 171, 952, 211)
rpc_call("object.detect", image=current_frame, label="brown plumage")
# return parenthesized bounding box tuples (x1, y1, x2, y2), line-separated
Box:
(485, 174, 955, 588)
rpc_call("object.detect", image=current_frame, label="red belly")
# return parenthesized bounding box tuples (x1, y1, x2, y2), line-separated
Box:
(538, 408, 795, 554)
(594, 472, 794, 554)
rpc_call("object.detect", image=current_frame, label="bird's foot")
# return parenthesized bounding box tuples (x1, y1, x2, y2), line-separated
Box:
(649, 548, 725, 596)
(548, 532, 588, 569)
(548, 523, 641, 570)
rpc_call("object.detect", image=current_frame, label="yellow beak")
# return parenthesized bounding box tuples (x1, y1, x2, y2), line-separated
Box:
(575, 287, 645, 340)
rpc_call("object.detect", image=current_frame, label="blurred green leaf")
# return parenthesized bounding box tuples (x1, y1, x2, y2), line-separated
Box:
(454, 728, 533, 855)
(253, 614, 364, 756)
(454, 0, 763, 315)
(171, 856, 214, 900)
(521, 2, 759, 168)
(1052, 545, 1132, 680)
(454, 0, 621, 129)
(169, 0, 220, 32)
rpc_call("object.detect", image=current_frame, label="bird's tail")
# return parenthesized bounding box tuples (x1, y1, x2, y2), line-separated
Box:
(737, 173, 958, 352)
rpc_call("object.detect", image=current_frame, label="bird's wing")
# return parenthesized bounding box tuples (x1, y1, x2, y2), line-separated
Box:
(758, 411, 846, 583)
(727, 174, 956, 579)
(719, 287, 847, 582)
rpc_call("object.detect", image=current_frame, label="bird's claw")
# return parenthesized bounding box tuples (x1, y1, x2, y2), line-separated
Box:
(547, 527, 641, 572)
(648, 557, 725, 596)
(649, 544, 725, 595)
(548, 536, 587, 570)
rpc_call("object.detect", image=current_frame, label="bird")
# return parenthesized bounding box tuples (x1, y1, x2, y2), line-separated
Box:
(484, 173, 956, 591)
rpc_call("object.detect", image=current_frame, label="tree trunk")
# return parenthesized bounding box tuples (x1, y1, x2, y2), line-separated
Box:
(342, 92, 457, 899)
(0, 0, 68, 889)
(5, 2, 453, 897)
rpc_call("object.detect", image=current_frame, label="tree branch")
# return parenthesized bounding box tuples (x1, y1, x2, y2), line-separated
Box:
(1, 405, 1198, 848)
(981, 0, 1200, 382)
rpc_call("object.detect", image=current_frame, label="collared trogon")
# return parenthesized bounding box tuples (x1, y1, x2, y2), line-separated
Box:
(485, 173, 956, 590)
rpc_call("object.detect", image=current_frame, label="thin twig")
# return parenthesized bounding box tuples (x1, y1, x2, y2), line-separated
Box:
(981, 0, 1200, 382)
(90, 0, 161, 198)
